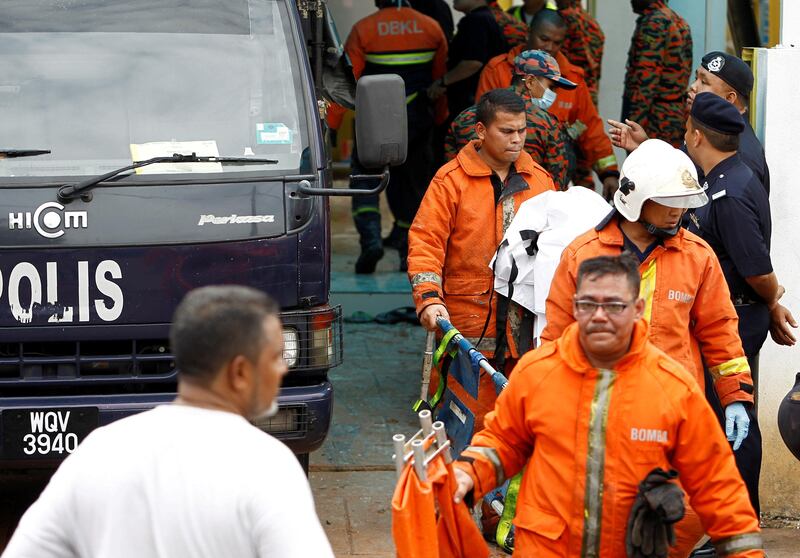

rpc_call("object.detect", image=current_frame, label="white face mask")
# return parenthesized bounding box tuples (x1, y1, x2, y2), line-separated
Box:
(531, 80, 557, 110)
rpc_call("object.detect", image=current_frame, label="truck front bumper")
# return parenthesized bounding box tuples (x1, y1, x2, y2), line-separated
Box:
(0, 381, 332, 469)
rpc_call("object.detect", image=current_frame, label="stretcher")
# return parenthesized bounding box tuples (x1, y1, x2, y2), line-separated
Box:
(413, 317, 508, 457)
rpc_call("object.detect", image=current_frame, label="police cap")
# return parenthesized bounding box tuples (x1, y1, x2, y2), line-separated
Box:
(690, 92, 745, 135)
(701, 51, 754, 100)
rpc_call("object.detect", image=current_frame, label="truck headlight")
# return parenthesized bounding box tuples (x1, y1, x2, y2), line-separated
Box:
(282, 328, 299, 367)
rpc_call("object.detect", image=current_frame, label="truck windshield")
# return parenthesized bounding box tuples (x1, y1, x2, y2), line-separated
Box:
(0, 0, 310, 180)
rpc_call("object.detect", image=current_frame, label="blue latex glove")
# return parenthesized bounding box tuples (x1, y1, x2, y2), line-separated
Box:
(724, 402, 750, 451)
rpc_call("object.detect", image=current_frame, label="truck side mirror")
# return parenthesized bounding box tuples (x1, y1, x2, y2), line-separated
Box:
(297, 74, 407, 197)
(354, 74, 407, 168)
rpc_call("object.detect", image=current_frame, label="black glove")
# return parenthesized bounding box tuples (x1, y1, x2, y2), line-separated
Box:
(626, 468, 686, 558)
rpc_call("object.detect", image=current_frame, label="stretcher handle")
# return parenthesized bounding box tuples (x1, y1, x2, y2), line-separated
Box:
(420, 332, 436, 402)
(435, 317, 509, 394)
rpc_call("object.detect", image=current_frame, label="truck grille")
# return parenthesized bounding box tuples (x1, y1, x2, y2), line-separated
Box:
(251, 404, 310, 440)
(0, 339, 175, 384)
(0, 305, 343, 387)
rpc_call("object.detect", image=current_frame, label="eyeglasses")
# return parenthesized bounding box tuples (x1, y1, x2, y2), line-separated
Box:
(573, 299, 636, 316)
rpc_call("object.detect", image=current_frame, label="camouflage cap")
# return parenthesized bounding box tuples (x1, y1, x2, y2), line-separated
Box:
(513, 50, 577, 90)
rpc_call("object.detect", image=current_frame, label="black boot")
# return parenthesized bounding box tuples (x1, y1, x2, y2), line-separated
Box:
(354, 212, 384, 274)
(383, 222, 403, 250)
(356, 245, 384, 274)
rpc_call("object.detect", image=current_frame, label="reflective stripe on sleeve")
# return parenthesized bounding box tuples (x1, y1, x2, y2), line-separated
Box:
(595, 154, 617, 171)
(364, 51, 436, 66)
(463, 446, 505, 488)
(713, 532, 763, 555)
(411, 272, 442, 287)
(709, 356, 750, 377)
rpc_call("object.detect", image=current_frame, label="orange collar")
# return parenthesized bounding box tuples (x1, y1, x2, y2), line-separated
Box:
(558, 319, 652, 373)
(506, 44, 525, 64)
(456, 140, 538, 178)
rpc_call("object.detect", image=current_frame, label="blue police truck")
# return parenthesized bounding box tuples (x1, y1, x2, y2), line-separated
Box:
(0, 0, 405, 473)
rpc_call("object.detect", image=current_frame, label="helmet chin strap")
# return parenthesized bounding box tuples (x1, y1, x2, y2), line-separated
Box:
(640, 219, 680, 239)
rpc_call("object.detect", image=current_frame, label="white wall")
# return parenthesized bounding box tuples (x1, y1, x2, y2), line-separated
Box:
(752, 46, 800, 515)
(594, 3, 638, 165)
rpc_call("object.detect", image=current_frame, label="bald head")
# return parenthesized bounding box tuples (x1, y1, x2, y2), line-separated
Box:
(531, 8, 566, 32)
(527, 10, 567, 55)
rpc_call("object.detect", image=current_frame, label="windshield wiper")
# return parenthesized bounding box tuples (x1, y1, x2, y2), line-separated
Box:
(0, 149, 51, 158)
(57, 152, 278, 201)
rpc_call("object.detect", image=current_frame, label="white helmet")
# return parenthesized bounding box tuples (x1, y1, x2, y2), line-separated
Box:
(614, 139, 708, 222)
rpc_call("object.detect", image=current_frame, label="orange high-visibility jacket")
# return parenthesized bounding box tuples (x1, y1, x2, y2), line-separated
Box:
(408, 141, 555, 429)
(346, 7, 447, 81)
(475, 47, 617, 182)
(408, 140, 555, 344)
(456, 320, 763, 557)
(345, 6, 448, 124)
(542, 215, 754, 408)
(392, 454, 488, 558)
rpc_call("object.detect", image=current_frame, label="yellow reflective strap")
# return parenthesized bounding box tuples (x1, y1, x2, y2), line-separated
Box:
(709, 356, 750, 377)
(433, 328, 459, 367)
(495, 472, 522, 552)
(639, 260, 657, 323)
(364, 51, 436, 66)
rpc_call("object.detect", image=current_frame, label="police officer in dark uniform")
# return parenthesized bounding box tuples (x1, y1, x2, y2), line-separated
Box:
(684, 92, 797, 519)
(611, 51, 771, 201)
(687, 51, 770, 195)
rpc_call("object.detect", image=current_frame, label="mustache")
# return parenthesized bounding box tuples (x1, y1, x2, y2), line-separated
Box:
(585, 325, 615, 334)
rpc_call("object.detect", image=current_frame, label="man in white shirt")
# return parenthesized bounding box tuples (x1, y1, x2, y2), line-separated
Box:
(2, 286, 334, 558)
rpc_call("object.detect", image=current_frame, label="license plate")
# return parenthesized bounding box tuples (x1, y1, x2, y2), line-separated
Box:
(2, 407, 98, 459)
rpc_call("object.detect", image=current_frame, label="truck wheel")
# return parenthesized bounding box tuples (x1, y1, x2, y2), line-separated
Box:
(296, 453, 310, 476)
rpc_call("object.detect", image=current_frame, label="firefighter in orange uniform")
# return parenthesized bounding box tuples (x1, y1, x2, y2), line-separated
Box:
(543, 139, 754, 418)
(345, 0, 448, 273)
(452, 253, 764, 557)
(541, 141, 755, 555)
(476, 10, 618, 198)
(408, 89, 556, 430)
